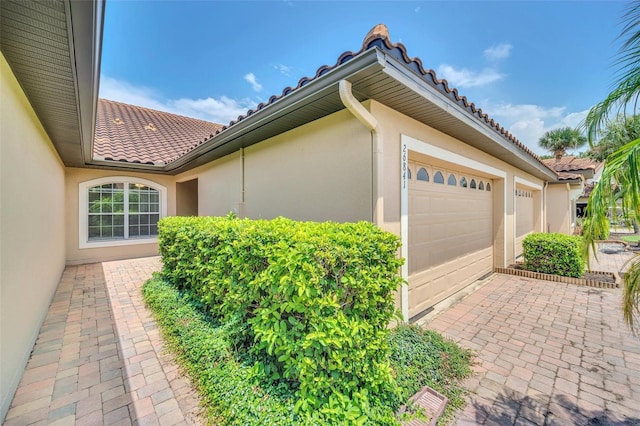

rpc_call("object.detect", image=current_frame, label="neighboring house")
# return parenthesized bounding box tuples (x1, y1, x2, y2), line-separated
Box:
(1, 2, 566, 419)
(543, 156, 603, 233)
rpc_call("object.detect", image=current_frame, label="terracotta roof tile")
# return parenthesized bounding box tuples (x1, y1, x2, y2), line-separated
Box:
(94, 99, 223, 165)
(556, 171, 583, 181)
(542, 156, 602, 173)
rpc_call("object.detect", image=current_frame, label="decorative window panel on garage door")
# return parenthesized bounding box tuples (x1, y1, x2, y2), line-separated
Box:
(407, 161, 494, 318)
(515, 187, 535, 257)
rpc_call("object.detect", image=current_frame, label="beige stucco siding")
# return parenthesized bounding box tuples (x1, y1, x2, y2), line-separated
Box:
(176, 151, 243, 217)
(0, 54, 67, 419)
(547, 183, 572, 234)
(243, 109, 372, 222)
(65, 168, 176, 265)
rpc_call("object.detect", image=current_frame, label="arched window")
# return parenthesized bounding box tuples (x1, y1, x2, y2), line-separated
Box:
(407, 168, 412, 180)
(478, 181, 485, 190)
(447, 174, 456, 186)
(470, 179, 477, 189)
(486, 182, 492, 191)
(434, 171, 444, 184)
(417, 167, 429, 182)
(460, 177, 468, 188)
(80, 177, 167, 248)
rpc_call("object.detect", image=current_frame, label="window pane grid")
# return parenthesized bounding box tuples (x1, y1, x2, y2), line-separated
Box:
(88, 183, 160, 242)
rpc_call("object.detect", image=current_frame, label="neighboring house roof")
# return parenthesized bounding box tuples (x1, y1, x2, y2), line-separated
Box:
(542, 156, 602, 174)
(94, 99, 223, 165)
(543, 155, 602, 185)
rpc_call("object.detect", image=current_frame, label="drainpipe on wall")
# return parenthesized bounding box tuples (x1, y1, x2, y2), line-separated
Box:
(338, 80, 408, 322)
(543, 181, 548, 233)
(338, 80, 384, 226)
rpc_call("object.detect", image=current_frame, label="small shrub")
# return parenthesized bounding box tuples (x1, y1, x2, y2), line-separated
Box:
(158, 216, 405, 424)
(522, 232, 585, 278)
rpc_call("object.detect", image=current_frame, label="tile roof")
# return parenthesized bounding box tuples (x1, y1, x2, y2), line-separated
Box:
(542, 156, 602, 173)
(556, 172, 583, 181)
(193, 23, 555, 174)
(94, 99, 223, 165)
(94, 24, 557, 177)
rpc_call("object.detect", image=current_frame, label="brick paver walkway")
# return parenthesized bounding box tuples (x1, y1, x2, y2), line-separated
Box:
(4, 257, 202, 425)
(429, 251, 640, 425)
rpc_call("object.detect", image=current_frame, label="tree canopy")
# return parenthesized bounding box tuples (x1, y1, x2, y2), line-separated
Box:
(538, 127, 586, 158)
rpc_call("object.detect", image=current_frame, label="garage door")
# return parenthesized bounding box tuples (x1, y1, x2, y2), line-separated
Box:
(515, 187, 535, 258)
(408, 160, 493, 318)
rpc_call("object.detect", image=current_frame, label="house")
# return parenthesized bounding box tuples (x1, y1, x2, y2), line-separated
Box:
(543, 156, 603, 233)
(1, 2, 567, 419)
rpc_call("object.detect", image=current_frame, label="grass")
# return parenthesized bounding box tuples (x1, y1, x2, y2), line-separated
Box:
(143, 274, 473, 425)
(620, 235, 640, 244)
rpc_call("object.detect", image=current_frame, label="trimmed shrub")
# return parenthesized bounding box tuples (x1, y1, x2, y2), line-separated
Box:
(522, 232, 585, 278)
(158, 216, 404, 424)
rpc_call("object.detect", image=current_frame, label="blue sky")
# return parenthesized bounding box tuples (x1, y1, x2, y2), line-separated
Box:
(100, 1, 628, 156)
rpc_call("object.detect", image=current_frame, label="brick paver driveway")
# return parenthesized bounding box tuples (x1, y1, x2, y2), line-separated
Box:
(429, 263, 640, 425)
(4, 257, 202, 425)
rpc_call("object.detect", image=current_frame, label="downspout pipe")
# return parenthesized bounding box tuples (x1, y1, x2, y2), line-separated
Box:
(339, 80, 409, 322)
(338, 80, 384, 226)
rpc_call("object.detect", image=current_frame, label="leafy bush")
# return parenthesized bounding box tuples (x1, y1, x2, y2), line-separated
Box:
(158, 216, 405, 424)
(389, 325, 472, 424)
(522, 232, 585, 278)
(143, 277, 474, 426)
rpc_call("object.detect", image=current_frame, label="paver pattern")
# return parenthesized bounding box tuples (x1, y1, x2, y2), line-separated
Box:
(429, 251, 640, 425)
(4, 257, 202, 426)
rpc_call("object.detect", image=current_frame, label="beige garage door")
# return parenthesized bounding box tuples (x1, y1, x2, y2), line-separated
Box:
(515, 187, 535, 258)
(408, 161, 493, 318)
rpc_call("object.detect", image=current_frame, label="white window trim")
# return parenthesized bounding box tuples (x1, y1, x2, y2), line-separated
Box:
(79, 176, 168, 249)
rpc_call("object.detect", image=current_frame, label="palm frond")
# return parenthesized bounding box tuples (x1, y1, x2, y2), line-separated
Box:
(622, 255, 640, 333)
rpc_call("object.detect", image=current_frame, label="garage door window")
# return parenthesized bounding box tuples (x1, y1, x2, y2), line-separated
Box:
(447, 174, 456, 186)
(460, 177, 468, 188)
(486, 182, 491, 191)
(479, 181, 485, 190)
(434, 171, 444, 184)
(417, 167, 429, 182)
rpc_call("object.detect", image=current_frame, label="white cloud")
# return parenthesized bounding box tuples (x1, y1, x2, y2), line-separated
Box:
(437, 64, 505, 88)
(99, 76, 257, 124)
(244, 72, 263, 92)
(274, 64, 291, 76)
(483, 43, 512, 61)
(484, 102, 590, 155)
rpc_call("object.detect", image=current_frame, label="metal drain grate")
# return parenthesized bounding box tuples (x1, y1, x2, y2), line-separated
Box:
(398, 386, 448, 426)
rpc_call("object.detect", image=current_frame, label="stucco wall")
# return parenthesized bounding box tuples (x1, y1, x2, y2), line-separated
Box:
(369, 100, 546, 267)
(65, 168, 176, 265)
(0, 54, 67, 421)
(176, 151, 243, 217)
(547, 183, 572, 234)
(177, 109, 373, 223)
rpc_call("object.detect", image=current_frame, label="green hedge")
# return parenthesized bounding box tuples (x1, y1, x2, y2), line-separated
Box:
(522, 232, 585, 278)
(158, 216, 405, 424)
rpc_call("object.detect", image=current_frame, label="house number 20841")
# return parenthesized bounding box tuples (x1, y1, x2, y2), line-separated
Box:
(402, 144, 408, 189)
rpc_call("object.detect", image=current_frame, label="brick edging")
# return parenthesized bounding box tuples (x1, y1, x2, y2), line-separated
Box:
(495, 267, 620, 289)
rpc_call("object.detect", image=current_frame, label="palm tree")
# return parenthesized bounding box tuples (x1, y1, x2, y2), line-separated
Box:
(538, 127, 587, 159)
(583, 1, 640, 333)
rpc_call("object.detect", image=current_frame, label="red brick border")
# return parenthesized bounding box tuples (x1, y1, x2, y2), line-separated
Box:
(494, 267, 619, 289)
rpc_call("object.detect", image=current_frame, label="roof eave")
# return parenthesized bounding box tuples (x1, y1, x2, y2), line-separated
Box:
(377, 54, 557, 182)
(69, 0, 105, 165)
(162, 49, 386, 173)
